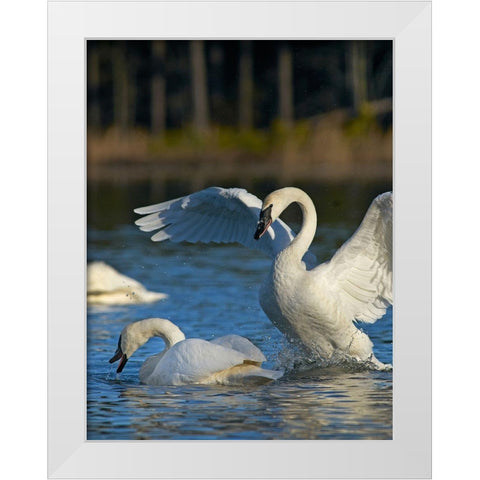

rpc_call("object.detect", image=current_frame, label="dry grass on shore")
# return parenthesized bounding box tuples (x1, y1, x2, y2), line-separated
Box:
(87, 107, 392, 184)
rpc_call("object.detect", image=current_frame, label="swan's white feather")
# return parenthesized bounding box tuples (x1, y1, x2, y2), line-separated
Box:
(150, 339, 249, 385)
(87, 261, 167, 305)
(135, 186, 316, 265)
(210, 334, 266, 363)
(152, 339, 283, 386)
(316, 192, 392, 324)
(87, 261, 144, 292)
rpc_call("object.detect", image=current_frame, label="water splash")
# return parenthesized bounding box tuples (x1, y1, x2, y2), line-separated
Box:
(272, 340, 392, 375)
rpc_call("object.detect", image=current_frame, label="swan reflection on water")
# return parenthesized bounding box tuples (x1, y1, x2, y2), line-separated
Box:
(99, 368, 392, 440)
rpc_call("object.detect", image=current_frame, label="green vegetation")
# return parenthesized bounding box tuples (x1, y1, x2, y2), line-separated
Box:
(146, 121, 316, 157)
(344, 104, 380, 138)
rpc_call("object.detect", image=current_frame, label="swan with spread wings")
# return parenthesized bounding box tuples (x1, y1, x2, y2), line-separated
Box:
(134, 187, 392, 370)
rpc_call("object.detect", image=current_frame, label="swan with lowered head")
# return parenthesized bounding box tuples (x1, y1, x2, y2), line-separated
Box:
(109, 317, 283, 386)
(134, 187, 392, 370)
(87, 261, 167, 305)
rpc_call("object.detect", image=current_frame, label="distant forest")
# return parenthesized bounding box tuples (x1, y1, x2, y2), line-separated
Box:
(87, 40, 392, 133)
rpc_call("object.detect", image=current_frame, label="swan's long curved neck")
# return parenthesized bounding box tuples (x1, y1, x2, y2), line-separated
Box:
(284, 189, 317, 260)
(148, 319, 186, 349)
(125, 318, 186, 358)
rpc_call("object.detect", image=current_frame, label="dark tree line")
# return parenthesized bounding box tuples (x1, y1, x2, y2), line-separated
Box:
(87, 40, 392, 134)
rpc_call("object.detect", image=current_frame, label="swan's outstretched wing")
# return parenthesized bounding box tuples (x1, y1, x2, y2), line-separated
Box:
(315, 192, 392, 324)
(135, 187, 315, 262)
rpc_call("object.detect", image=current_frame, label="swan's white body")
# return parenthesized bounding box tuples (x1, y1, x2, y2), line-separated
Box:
(134, 187, 392, 369)
(109, 318, 283, 386)
(87, 261, 167, 305)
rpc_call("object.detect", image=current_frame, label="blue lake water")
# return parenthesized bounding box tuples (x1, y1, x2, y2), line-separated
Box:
(87, 221, 392, 440)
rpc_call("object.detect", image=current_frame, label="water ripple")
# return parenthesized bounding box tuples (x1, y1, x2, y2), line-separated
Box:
(87, 224, 392, 440)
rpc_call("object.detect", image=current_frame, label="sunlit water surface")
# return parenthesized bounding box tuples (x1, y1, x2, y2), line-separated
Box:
(87, 223, 392, 440)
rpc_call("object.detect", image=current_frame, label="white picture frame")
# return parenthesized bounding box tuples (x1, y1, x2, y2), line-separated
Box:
(48, 1, 431, 478)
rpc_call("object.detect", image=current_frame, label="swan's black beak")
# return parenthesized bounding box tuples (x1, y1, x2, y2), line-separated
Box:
(254, 205, 273, 240)
(109, 337, 128, 373)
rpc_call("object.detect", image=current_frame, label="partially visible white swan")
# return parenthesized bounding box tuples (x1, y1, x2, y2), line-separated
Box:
(134, 187, 392, 370)
(87, 261, 167, 305)
(109, 318, 283, 386)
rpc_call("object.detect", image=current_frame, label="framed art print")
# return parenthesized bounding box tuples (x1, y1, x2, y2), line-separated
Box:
(48, 1, 431, 478)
